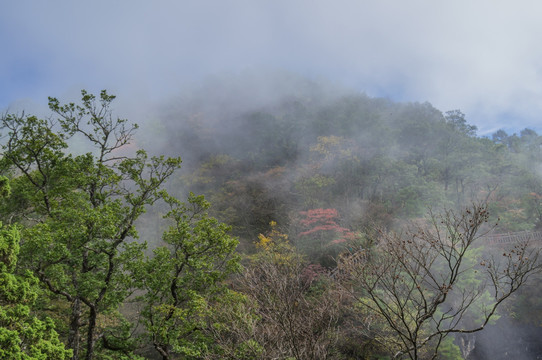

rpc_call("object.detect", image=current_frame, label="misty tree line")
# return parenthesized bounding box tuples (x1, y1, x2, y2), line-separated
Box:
(165, 83, 542, 242)
(0, 87, 542, 360)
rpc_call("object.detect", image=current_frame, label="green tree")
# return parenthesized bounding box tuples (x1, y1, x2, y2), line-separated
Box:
(444, 110, 477, 137)
(0, 91, 181, 359)
(135, 192, 241, 360)
(0, 178, 71, 359)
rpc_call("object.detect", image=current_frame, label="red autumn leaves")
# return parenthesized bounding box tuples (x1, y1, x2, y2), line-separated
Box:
(298, 208, 354, 244)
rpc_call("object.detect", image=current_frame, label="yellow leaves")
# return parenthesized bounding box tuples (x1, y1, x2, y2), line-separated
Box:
(252, 221, 302, 267)
(256, 234, 272, 250)
(255, 221, 289, 251)
(310, 135, 345, 156)
(309, 135, 356, 160)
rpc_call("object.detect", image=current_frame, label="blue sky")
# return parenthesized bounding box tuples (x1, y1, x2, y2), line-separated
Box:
(2, 0, 542, 135)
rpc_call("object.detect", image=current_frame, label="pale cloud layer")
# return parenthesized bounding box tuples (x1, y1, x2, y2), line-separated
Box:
(2, 0, 542, 134)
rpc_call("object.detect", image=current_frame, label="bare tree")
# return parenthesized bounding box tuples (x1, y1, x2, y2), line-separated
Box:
(340, 204, 542, 360)
(237, 223, 341, 360)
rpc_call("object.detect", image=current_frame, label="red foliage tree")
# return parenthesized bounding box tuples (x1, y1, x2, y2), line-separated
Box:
(299, 208, 354, 244)
(297, 208, 354, 266)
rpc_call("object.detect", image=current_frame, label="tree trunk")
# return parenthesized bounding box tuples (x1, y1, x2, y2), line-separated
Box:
(154, 342, 170, 360)
(458, 334, 476, 359)
(85, 305, 98, 360)
(68, 297, 81, 360)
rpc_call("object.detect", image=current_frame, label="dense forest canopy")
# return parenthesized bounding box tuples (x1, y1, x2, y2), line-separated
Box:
(2, 76, 542, 359)
(139, 74, 542, 243)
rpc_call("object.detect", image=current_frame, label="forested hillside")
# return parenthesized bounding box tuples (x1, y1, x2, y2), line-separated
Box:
(144, 74, 542, 245)
(2, 78, 542, 359)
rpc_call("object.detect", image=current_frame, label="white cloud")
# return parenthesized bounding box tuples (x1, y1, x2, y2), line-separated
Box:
(2, 0, 542, 134)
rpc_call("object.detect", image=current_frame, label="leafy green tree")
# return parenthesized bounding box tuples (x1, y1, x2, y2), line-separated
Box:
(200, 290, 263, 360)
(395, 102, 444, 177)
(518, 128, 542, 161)
(444, 110, 477, 137)
(205, 167, 293, 245)
(0, 91, 181, 359)
(0, 178, 71, 359)
(135, 192, 240, 360)
(491, 129, 509, 146)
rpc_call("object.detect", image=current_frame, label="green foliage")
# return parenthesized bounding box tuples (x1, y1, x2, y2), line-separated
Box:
(0, 221, 71, 359)
(0, 90, 182, 359)
(295, 174, 336, 208)
(0, 176, 11, 198)
(201, 290, 263, 359)
(438, 337, 462, 360)
(135, 192, 240, 359)
(151, 81, 542, 245)
(200, 166, 293, 246)
(4, 83, 542, 359)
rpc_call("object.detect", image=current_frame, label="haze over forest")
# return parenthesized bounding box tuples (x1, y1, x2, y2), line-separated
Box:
(3, 2, 542, 359)
(2, 72, 542, 359)
(3, 1, 542, 135)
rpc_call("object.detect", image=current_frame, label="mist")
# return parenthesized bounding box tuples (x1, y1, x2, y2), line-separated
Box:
(120, 70, 542, 357)
(3, 1, 542, 134)
(3, 1, 542, 358)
